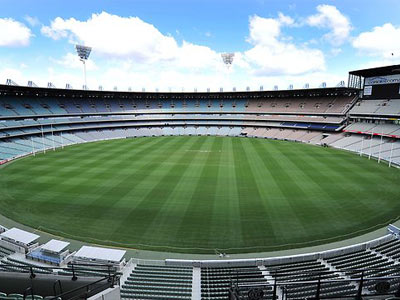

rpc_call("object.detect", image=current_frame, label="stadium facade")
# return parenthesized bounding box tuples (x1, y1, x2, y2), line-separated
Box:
(0, 65, 400, 299)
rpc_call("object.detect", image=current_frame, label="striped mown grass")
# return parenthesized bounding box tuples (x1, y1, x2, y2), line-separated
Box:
(0, 136, 399, 253)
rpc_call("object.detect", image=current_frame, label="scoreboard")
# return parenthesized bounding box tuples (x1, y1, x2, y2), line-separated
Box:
(362, 74, 400, 99)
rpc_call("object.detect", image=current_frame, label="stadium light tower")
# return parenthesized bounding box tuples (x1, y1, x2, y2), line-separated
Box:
(221, 53, 235, 92)
(75, 45, 92, 90)
(221, 53, 235, 69)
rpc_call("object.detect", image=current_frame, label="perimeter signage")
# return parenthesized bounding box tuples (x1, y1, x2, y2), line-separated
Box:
(365, 74, 400, 85)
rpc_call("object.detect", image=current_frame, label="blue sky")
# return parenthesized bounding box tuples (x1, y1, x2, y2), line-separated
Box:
(0, 0, 399, 91)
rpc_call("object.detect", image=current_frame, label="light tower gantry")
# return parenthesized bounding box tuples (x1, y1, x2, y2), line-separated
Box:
(75, 45, 92, 90)
(221, 53, 235, 69)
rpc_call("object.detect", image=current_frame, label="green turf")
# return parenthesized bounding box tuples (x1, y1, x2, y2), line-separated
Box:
(0, 136, 400, 254)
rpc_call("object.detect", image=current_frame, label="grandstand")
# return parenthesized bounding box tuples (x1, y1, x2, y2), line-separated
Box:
(0, 84, 357, 162)
(0, 64, 400, 299)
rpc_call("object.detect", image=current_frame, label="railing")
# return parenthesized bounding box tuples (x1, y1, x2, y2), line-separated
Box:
(0, 262, 120, 279)
(44, 275, 118, 300)
(0, 263, 120, 300)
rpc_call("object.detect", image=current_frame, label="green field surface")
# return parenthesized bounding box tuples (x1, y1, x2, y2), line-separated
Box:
(0, 136, 400, 253)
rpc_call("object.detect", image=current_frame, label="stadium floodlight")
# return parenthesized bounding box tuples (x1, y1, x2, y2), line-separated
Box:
(6, 79, 18, 86)
(99, 85, 103, 91)
(320, 82, 327, 88)
(47, 82, 56, 88)
(65, 83, 73, 89)
(142, 88, 145, 92)
(246, 86, 250, 91)
(27, 81, 38, 88)
(288, 84, 294, 90)
(221, 53, 235, 68)
(114, 86, 118, 91)
(128, 87, 132, 92)
(75, 45, 92, 90)
(233, 87, 236, 92)
(207, 88, 210, 93)
(304, 83, 310, 89)
(194, 88, 197, 93)
(274, 85, 278, 90)
(260, 85, 263, 91)
(220, 87, 223, 92)
(337, 80, 345, 87)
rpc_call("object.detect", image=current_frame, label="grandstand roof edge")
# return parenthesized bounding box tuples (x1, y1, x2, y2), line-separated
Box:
(349, 64, 400, 78)
(0, 84, 358, 99)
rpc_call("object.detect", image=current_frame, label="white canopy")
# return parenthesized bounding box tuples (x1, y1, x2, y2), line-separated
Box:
(41, 239, 70, 253)
(74, 246, 125, 263)
(0, 228, 39, 245)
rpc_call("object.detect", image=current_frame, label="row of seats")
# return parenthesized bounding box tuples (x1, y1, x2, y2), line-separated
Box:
(120, 264, 193, 300)
(344, 122, 400, 137)
(201, 266, 271, 300)
(0, 292, 52, 300)
(373, 238, 400, 260)
(265, 259, 356, 299)
(350, 99, 400, 116)
(0, 118, 339, 139)
(0, 96, 355, 117)
(0, 114, 343, 130)
(328, 133, 400, 165)
(0, 126, 329, 161)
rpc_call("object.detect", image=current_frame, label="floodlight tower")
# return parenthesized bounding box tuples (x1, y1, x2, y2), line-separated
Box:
(221, 53, 235, 91)
(221, 53, 235, 69)
(75, 45, 92, 90)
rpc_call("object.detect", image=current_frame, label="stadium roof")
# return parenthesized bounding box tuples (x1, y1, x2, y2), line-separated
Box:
(349, 64, 400, 77)
(0, 228, 40, 245)
(41, 239, 70, 253)
(74, 246, 126, 263)
(0, 84, 358, 101)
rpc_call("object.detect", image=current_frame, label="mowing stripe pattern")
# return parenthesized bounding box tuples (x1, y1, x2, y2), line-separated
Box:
(1, 136, 400, 253)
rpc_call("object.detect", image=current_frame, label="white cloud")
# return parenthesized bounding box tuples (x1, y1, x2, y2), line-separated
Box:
(52, 52, 97, 71)
(24, 16, 40, 27)
(352, 23, 400, 59)
(37, 11, 338, 90)
(41, 11, 220, 69)
(0, 68, 25, 85)
(307, 5, 351, 46)
(41, 12, 178, 62)
(0, 18, 32, 47)
(244, 15, 325, 76)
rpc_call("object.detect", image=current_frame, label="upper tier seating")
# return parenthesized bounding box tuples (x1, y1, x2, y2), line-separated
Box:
(0, 95, 356, 118)
(350, 99, 400, 116)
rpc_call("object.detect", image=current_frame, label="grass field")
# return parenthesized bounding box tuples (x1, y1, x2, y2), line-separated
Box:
(0, 136, 400, 254)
